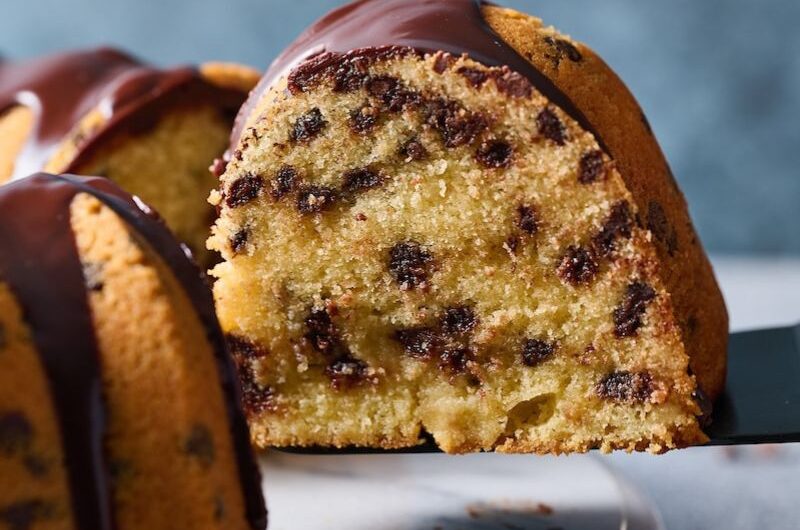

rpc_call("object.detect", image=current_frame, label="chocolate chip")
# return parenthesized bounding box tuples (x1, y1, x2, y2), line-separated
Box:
(597, 371, 653, 403)
(493, 70, 533, 98)
(81, 262, 104, 292)
(558, 40, 583, 62)
(0, 500, 54, 530)
(213, 495, 226, 521)
(578, 150, 606, 184)
(366, 75, 398, 98)
(646, 201, 668, 240)
(23, 455, 49, 477)
(544, 36, 583, 68)
(476, 140, 514, 168)
(296, 186, 337, 214)
(332, 58, 370, 93)
(183, 424, 215, 468)
(242, 382, 276, 417)
(0, 412, 32, 456)
(325, 357, 369, 390)
(230, 229, 249, 254)
(388, 241, 434, 290)
(399, 138, 428, 162)
(303, 307, 366, 388)
(433, 53, 456, 74)
(439, 348, 472, 375)
(109, 458, 136, 483)
(440, 306, 478, 335)
(226, 174, 264, 208)
(517, 205, 539, 235)
(236, 362, 277, 417)
(521, 339, 557, 367)
(226, 334, 269, 360)
(593, 201, 633, 257)
(349, 105, 379, 134)
(366, 75, 417, 112)
(457, 66, 489, 87)
(393, 327, 441, 359)
(290, 108, 327, 143)
(228, 337, 278, 416)
(269, 165, 299, 200)
(557, 246, 598, 285)
(613, 281, 657, 338)
(342, 167, 383, 194)
(536, 108, 567, 145)
(424, 98, 488, 148)
(505, 235, 521, 254)
(304, 308, 339, 356)
(647, 201, 678, 255)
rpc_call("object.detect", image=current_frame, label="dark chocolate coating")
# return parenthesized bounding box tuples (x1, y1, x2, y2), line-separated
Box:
(0, 174, 266, 529)
(0, 48, 244, 180)
(230, 0, 600, 151)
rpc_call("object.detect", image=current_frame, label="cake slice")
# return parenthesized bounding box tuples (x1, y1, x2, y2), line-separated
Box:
(209, 0, 728, 454)
(0, 48, 259, 266)
(0, 174, 266, 529)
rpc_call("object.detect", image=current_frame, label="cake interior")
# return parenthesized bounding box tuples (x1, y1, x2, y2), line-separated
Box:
(0, 101, 234, 267)
(70, 103, 234, 266)
(210, 51, 703, 454)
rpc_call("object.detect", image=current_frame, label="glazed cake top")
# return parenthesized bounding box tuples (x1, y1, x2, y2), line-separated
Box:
(0, 47, 244, 180)
(229, 0, 600, 153)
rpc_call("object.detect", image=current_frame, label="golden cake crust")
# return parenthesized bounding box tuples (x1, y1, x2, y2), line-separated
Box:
(72, 193, 252, 530)
(482, 6, 728, 400)
(0, 282, 72, 530)
(0, 185, 261, 529)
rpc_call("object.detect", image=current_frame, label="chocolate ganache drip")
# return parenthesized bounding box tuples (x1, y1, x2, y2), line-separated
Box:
(230, 0, 600, 152)
(0, 174, 266, 529)
(0, 48, 244, 181)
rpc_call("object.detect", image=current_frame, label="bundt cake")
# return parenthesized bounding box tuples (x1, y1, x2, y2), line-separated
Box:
(0, 173, 266, 529)
(0, 48, 259, 266)
(209, 0, 728, 454)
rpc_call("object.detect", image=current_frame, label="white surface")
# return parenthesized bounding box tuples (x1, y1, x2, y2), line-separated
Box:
(712, 256, 800, 332)
(259, 257, 800, 530)
(262, 452, 662, 530)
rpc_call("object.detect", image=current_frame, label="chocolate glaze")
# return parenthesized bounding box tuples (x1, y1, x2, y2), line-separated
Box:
(0, 174, 266, 529)
(0, 176, 113, 529)
(0, 48, 244, 180)
(230, 0, 600, 152)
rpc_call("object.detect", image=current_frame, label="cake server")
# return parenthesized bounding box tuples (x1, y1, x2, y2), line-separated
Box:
(279, 323, 800, 454)
(704, 323, 800, 446)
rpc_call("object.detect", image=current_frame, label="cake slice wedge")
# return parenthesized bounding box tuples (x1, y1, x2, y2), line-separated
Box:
(209, 0, 728, 454)
(0, 48, 259, 266)
(0, 173, 266, 530)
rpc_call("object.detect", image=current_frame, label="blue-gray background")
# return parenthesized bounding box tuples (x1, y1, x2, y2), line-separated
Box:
(3, 0, 798, 255)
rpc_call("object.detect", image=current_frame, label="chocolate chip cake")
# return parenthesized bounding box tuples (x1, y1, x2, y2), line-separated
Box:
(0, 174, 266, 529)
(210, 0, 728, 454)
(0, 48, 259, 266)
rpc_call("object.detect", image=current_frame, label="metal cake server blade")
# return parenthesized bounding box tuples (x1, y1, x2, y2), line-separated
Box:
(705, 324, 800, 446)
(279, 324, 800, 454)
